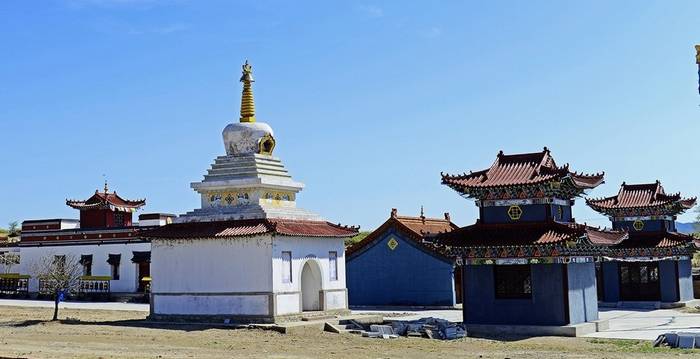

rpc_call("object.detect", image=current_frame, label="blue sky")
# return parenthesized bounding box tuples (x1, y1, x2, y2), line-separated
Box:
(1, 0, 699, 230)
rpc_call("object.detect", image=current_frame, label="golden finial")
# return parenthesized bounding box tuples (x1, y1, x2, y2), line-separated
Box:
(104, 180, 109, 194)
(239, 60, 256, 123)
(695, 45, 700, 64)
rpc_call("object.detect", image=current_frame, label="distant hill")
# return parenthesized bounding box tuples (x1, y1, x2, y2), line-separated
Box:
(677, 222, 698, 234)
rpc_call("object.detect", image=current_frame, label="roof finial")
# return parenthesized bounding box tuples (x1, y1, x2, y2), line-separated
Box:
(103, 174, 108, 194)
(696, 45, 700, 65)
(239, 60, 256, 123)
(420, 205, 425, 222)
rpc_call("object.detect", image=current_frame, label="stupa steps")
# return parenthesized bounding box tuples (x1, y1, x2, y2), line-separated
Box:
(204, 168, 291, 178)
(208, 162, 289, 174)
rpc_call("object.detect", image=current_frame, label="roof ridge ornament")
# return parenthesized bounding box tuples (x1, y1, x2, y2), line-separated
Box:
(239, 60, 256, 123)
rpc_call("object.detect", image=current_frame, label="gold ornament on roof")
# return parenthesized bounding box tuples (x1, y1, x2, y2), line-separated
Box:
(239, 60, 256, 123)
(696, 45, 700, 64)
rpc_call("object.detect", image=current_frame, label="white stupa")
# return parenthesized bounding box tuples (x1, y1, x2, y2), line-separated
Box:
(177, 61, 322, 222)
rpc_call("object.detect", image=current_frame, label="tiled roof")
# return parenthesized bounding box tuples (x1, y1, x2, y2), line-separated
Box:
(587, 181, 696, 212)
(346, 209, 458, 257)
(615, 230, 694, 249)
(66, 190, 146, 211)
(441, 147, 604, 190)
(436, 221, 626, 247)
(142, 218, 358, 240)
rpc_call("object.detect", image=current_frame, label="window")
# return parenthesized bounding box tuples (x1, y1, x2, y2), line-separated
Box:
(282, 251, 292, 283)
(53, 255, 66, 272)
(107, 254, 121, 280)
(111, 263, 120, 280)
(80, 255, 93, 276)
(114, 213, 125, 227)
(494, 265, 532, 299)
(329, 251, 338, 281)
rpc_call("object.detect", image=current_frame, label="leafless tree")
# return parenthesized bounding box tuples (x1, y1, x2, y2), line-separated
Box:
(0, 252, 20, 274)
(30, 254, 83, 321)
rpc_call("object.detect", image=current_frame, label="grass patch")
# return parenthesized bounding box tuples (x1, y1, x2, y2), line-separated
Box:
(588, 338, 698, 354)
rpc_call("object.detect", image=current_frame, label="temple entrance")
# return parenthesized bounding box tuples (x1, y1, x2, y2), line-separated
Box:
(301, 260, 322, 311)
(454, 265, 463, 304)
(619, 262, 660, 301)
(137, 262, 150, 293)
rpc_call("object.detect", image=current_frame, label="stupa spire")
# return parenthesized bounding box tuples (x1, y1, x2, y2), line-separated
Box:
(239, 60, 256, 123)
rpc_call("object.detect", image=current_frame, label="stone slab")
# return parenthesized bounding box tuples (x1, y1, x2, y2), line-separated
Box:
(466, 322, 599, 337)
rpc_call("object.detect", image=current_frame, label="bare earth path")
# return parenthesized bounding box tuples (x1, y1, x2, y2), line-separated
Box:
(0, 305, 698, 358)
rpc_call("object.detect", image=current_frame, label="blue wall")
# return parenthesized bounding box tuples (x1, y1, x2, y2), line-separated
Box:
(463, 263, 598, 326)
(600, 260, 693, 303)
(482, 204, 572, 224)
(613, 220, 675, 232)
(347, 228, 455, 306)
(601, 261, 620, 303)
(567, 262, 599, 323)
(464, 264, 567, 325)
(678, 259, 694, 301)
(659, 260, 679, 303)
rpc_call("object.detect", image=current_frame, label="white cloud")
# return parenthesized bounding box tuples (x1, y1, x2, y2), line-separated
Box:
(358, 4, 383, 18)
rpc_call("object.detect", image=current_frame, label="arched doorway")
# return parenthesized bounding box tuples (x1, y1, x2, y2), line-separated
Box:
(301, 260, 322, 311)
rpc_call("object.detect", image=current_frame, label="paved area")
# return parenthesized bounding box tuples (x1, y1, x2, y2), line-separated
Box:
(0, 298, 149, 312)
(585, 308, 700, 340)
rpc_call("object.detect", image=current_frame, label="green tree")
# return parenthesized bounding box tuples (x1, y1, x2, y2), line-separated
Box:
(345, 231, 370, 247)
(8, 221, 20, 237)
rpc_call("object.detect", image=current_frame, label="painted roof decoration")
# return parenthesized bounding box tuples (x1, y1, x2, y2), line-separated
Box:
(435, 221, 628, 260)
(142, 218, 359, 240)
(346, 208, 458, 258)
(437, 221, 626, 247)
(586, 181, 696, 217)
(441, 147, 604, 200)
(65, 182, 145, 212)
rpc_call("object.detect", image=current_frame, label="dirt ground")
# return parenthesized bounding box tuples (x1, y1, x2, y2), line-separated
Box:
(0, 306, 697, 358)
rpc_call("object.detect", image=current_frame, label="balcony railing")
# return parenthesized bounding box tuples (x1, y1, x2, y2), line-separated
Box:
(0, 273, 29, 297)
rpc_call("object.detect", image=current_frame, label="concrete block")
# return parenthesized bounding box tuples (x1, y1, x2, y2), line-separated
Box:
(594, 319, 610, 332)
(465, 322, 598, 337)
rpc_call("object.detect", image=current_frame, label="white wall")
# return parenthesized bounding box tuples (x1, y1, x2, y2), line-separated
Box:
(271, 236, 347, 313)
(151, 236, 273, 293)
(151, 235, 274, 316)
(18, 242, 150, 293)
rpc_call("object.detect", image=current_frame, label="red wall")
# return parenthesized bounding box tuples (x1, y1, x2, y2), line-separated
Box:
(80, 209, 132, 229)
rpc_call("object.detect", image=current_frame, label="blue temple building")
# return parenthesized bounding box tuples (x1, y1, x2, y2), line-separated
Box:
(587, 181, 697, 307)
(346, 209, 459, 307)
(438, 148, 626, 335)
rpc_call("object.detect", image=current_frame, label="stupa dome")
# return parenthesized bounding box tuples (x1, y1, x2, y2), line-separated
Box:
(223, 121, 275, 156)
(222, 60, 276, 156)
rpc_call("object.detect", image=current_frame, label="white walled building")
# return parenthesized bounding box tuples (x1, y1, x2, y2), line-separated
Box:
(16, 193, 173, 296)
(145, 61, 357, 322)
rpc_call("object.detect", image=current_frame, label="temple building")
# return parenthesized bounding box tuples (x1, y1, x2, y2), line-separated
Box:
(346, 208, 459, 307)
(16, 184, 172, 297)
(587, 181, 697, 306)
(144, 61, 358, 323)
(437, 148, 626, 336)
